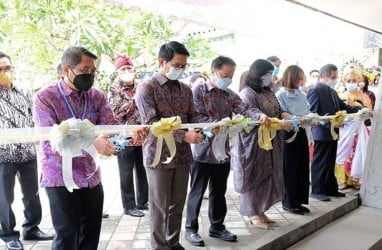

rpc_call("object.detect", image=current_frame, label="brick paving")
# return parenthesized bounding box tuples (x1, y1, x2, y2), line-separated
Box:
(0, 156, 355, 250)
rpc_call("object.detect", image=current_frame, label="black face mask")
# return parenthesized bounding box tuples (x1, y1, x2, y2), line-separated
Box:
(70, 68, 95, 92)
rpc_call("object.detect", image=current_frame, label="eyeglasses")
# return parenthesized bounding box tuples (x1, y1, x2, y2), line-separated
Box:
(0, 66, 14, 73)
(168, 62, 190, 70)
(70, 66, 99, 75)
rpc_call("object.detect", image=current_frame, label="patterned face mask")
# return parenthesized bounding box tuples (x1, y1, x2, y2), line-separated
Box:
(0, 71, 12, 89)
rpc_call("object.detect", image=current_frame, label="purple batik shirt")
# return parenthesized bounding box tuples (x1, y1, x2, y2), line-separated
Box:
(33, 80, 118, 188)
(135, 72, 203, 168)
(192, 82, 262, 164)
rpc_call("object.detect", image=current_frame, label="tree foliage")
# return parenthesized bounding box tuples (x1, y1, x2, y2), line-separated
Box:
(0, 0, 217, 91)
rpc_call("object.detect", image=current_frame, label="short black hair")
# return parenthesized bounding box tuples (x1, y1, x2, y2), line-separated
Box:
(267, 56, 280, 62)
(320, 64, 337, 78)
(61, 46, 97, 67)
(158, 41, 190, 61)
(211, 56, 236, 71)
(0, 52, 11, 63)
(309, 69, 319, 76)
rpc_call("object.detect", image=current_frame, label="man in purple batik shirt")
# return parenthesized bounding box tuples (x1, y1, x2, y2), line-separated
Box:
(135, 41, 204, 250)
(33, 46, 118, 250)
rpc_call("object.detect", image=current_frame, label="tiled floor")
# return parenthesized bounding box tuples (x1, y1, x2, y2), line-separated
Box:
(0, 156, 356, 250)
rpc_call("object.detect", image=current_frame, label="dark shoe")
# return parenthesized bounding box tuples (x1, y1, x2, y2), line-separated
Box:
(102, 213, 109, 218)
(136, 204, 149, 210)
(310, 193, 331, 202)
(23, 228, 54, 241)
(6, 239, 23, 250)
(185, 232, 205, 246)
(209, 229, 237, 242)
(171, 243, 185, 250)
(124, 208, 144, 217)
(331, 191, 346, 197)
(282, 206, 304, 215)
(299, 205, 311, 213)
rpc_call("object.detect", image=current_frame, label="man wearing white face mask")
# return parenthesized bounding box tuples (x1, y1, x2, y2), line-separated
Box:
(109, 55, 149, 218)
(307, 64, 363, 202)
(184, 56, 268, 247)
(135, 41, 204, 250)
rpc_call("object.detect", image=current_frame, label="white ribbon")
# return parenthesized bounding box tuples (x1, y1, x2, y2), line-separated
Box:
(49, 118, 97, 192)
(211, 115, 255, 161)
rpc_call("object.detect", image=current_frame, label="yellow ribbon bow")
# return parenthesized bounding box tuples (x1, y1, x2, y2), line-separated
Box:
(258, 118, 283, 150)
(330, 111, 347, 140)
(150, 116, 182, 167)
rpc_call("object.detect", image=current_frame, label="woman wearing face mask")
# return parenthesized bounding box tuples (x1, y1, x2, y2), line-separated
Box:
(108, 55, 149, 218)
(335, 65, 372, 190)
(231, 59, 294, 229)
(276, 65, 312, 215)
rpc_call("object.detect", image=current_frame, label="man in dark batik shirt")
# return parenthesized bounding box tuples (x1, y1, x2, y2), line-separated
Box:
(135, 41, 204, 250)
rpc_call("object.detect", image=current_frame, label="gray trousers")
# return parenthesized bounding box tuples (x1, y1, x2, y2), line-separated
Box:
(146, 166, 189, 250)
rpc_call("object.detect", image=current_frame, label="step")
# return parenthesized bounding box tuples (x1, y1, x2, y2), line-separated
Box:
(287, 206, 382, 250)
(252, 195, 360, 250)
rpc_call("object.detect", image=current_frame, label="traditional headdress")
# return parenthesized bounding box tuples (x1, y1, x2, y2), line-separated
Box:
(114, 54, 134, 70)
(341, 58, 364, 82)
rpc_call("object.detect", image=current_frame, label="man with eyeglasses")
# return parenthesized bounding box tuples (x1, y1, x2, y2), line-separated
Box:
(136, 41, 204, 250)
(33, 46, 119, 250)
(0, 52, 53, 250)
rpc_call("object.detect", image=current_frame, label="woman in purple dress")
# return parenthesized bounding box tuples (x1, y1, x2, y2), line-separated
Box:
(231, 59, 293, 229)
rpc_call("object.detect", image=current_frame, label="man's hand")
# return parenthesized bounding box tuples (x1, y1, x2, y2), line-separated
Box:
(184, 130, 204, 144)
(93, 136, 115, 156)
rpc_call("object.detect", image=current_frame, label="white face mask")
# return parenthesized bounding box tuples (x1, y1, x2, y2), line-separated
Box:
(327, 79, 338, 88)
(346, 83, 358, 91)
(358, 82, 365, 89)
(261, 75, 272, 87)
(166, 67, 185, 80)
(119, 73, 134, 82)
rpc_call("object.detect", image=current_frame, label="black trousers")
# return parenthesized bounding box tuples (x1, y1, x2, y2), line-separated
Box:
(282, 129, 310, 209)
(0, 159, 42, 242)
(46, 184, 103, 250)
(117, 146, 148, 210)
(311, 140, 339, 195)
(185, 161, 230, 233)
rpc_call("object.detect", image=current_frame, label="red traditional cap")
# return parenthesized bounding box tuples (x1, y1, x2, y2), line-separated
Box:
(115, 54, 134, 70)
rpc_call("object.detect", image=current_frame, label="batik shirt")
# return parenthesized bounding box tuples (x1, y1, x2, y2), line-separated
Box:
(108, 80, 142, 146)
(0, 85, 36, 163)
(135, 72, 203, 168)
(192, 82, 262, 164)
(33, 80, 118, 188)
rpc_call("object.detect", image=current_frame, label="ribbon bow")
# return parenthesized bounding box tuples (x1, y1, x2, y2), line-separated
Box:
(212, 114, 248, 161)
(331, 111, 347, 140)
(49, 118, 97, 192)
(150, 116, 182, 167)
(258, 118, 283, 150)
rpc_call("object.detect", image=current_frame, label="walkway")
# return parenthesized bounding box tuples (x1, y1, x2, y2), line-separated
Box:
(0, 156, 358, 250)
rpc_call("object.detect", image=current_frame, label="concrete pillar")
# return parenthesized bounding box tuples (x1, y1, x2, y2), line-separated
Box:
(361, 79, 382, 208)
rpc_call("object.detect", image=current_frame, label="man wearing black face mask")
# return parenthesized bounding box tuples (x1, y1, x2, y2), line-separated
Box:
(33, 46, 119, 250)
